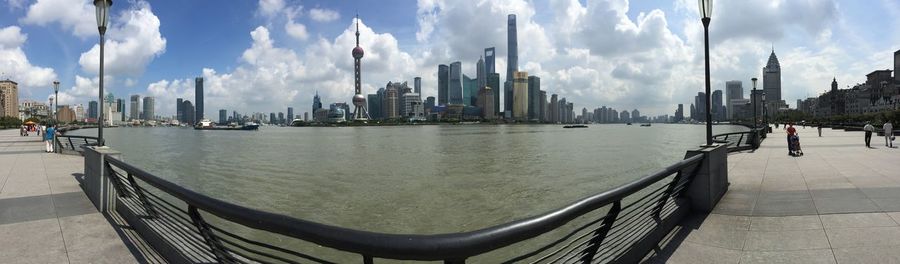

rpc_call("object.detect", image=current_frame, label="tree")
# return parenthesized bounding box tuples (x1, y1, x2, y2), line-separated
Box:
(0, 116, 23, 128)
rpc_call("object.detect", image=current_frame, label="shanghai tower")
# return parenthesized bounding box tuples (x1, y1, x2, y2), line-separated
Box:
(505, 14, 518, 115)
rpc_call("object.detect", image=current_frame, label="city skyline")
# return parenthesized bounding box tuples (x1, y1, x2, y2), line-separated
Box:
(1, 0, 898, 118)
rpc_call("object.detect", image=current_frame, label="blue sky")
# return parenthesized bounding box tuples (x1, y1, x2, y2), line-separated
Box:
(1, 0, 898, 117)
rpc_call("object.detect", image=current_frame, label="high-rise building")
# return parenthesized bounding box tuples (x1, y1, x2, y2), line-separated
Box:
(219, 109, 227, 124)
(895, 49, 900, 82)
(182, 100, 195, 125)
(117, 98, 125, 121)
(484, 47, 496, 74)
(711, 90, 722, 121)
(449, 61, 463, 105)
(675, 104, 684, 122)
(506, 14, 518, 87)
(176, 98, 183, 123)
(74, 104, 85, 121)
(527, 76, 540, 120)
(438, 64, 449, 105)
(312, 91, 322, 113)
(550, 94, 558, 123)
(195, 77, 204, 122)
(129, 95, 141, 120)
(384, 84, 399, 119)
(478, 87, 494, 119)
(351, 15, 369, 121)
(487, 73, 501, 115)
(287, 107, 294, 121)
(477, 56, 486, 89)
(763, 49, 781, 116)
(142, 96, 155, 121)
(278, 112, 285, 124)
(512, 71, 528, 120)
(558, 98, 567, 123)
(539, 90, 547, 122)
(694, 92, 707, 122)
(401, 92, 423, 119)
(631, 109, 641, 122)
(0, 79, 18, 118)
(269, 113, 276, 124)
(414, 77, 422, 94)
(88, 101, 98, 119)
(463, 74, 478, 106)
(304, 112, 308, 121)
(725, 81, 743, 120)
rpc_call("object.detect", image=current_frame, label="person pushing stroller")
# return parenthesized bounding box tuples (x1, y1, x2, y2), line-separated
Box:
(787, 123, 803, 156)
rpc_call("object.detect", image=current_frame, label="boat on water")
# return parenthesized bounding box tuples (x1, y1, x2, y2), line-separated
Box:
(194, 119, 260, 130)
(626, 123, 633, 125)
(563, 125, 589, 128)
(640, 123, 651, 127)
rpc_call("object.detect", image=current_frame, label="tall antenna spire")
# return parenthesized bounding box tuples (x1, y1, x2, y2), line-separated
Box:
(355, 13, 360, 47)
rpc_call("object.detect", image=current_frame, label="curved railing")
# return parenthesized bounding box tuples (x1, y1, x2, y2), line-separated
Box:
(100, 152, 707, 263)
(712, 129, 763, 153)
(56, 135, 103, 155)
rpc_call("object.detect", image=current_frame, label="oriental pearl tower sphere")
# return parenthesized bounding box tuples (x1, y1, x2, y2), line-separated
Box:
(351, 15, 369, 121)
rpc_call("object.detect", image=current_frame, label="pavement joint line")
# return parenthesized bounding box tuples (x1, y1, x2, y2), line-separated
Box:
(41, 148, 73, 264)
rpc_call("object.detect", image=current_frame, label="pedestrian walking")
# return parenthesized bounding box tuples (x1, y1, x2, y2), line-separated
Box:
(885, 121, 894, 148)
(787, 123, 797, 155)
(818, 125, 822, 137)
(864, 122, 875, 148)
(45, 125, 56, 153)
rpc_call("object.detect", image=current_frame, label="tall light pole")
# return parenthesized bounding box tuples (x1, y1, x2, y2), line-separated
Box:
(94, 0, 111, 146)
(53, 80, 59, 124)
(752, 77, 758, 129)
(699, 0, 714, 146)
(762, 91, 767, 130)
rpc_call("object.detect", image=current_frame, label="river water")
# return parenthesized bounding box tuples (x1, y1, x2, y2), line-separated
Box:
(71, 124, 745, 235)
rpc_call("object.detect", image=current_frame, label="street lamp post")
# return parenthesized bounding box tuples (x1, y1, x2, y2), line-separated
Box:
(752, 77, 758, 129)
(699, 0, 714, 146)
(94, 0, 112, 146)
(762, 91, 767, 131)
(53, 80, 59, 124)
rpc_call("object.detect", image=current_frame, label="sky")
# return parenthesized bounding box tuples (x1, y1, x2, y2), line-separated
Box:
(1, 0, 898, 118)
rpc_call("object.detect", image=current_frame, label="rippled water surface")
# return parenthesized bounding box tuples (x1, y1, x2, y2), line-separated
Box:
(72, 124, 745, 233)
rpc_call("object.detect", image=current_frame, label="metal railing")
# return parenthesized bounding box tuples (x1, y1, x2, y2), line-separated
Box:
(100, 152, 707, 263)
(712, 129, 763, 152)
(56, 135, 103, 155)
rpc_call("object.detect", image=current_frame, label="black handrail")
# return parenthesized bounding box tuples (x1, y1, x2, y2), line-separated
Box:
(56, 134, 102, 154)
(103, 152, 705, 262)
(712, 129, 762, 153)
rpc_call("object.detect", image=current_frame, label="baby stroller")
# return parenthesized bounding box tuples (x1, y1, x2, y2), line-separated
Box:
(789, 134, 803, 156)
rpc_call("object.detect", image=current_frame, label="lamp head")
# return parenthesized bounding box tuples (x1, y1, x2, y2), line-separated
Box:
(698, 0, 713, 19)
(93, 0, 113, 34)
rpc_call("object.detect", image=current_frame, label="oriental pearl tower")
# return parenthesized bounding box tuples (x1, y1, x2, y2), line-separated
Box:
(351, 15, 369, 121)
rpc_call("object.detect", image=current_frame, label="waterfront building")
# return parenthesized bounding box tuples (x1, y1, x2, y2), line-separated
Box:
(621, 110, 631, 123)
(730, 99, 752, 120)
(195, 77, 204, 122)
(424, 96, 435, 116)
(463, 75, 478, 106)
(513, 71, 529, 120)
(449, 61, 463, 105)
(694, 92, 706, 122)
(130, 95, 140, 120)
(88, 101, 98, 119)
(287, 107, 294, 122)
(558, 98, 567, 123)
(182, 100, 195, 125)
(401, 92, 423, 119)
(711, 90, 723, 121)
(0, 79, 18, 118)
(414, 77, 421, 94)
(763, 49, 782, 117)
(675, 104, 684, 122)
(550, 94, 558, 123)
(725, 81, 743, 120)
(487, 73, 501, 116)
(367, 92, 382, 120)
(527, 76, 540, 120)
(328, 103, 347, 123)
(304, 112, 308, 121)
(278, 112, 285, 124)
(351, 16, 369, 121)
(57, 105, 75, 123)
(219, 109, 227, 124)
(567, 102, 574, 123)
(631, 109, 641, 123)
(176, 98, 183, 123)
(478, 86, 494, 119)
(506, 14, 518, 90)
(142, 96, 155, 121)
(269, 113, 276, 124)
(117, 98, 126, 121)
(312, 91, 322, 114)
(477, 57, 486, 90)
(539, 90, 547, 122)
(438, 64, 449, 105)
(384, 84, 399, 119)
(74, 104, 85, 121)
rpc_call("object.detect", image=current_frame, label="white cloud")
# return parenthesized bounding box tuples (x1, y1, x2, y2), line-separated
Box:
(20, 0, 96, 38)
(284, 6, 309, 41)
(0, 26, 58, 93)
(309, 8, 340, 22)
(257, 0, 285, 19)
(78, 1, 166, 77)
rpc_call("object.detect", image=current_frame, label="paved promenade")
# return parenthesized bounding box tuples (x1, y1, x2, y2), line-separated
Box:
(648, 126, 900, 264)
(0, 129, 148, 263)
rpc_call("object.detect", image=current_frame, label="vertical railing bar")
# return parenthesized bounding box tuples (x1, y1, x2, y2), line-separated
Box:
(104, 162, 131, 198)
(68, 137, 74, 150)
(189, 205, 233, 263)
(126, 172, 158, 218)
(580, 201, 621, 263)
(652, 172, 682, 217)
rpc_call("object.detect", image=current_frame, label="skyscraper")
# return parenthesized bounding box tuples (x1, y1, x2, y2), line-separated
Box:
(894, 49, 899, 82)
(550, 94, 558, 123)
(287, 107, 294, 121)
(130, 95, 141, 120)
(539, 90, 547, 122)
(725, 81, 743, 120)
(513, 71, 528, 120)
(117, 98, 125, 121)
(438, 64, 449, 105)
(142, 96, 155, 121)
(351, 15, 369, 121)
(88, 101, 98, 119)
(312, 91, 322, 113)
(675, 104, 684, 122)
(527, 76, 540, 120)
(414, 77, 422, 94)
(176, 98, 184, 123)
(488, 73, 501, 116)
(195, 77, 204, 122)
(478, 87, 494, 119)
(506, 14, 518, 85)
(269, 113, 276, 124)
(463, 74, 477, 106)
(384, 83, 399, 119)
(711, 90, 723, 121)
(763, 49, 781, 116)
(484, 47, 496, 74)
(449, 61, 463, 105)
(477, 56, 486, 89)
(182, 100, 195, 125)
(219, 109, 227, 124)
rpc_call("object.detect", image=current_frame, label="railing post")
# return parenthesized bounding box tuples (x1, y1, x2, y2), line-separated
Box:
(82, 146, 122, 212)
(683, 145, 729, 213)
(581, 201, 621, 263)
(189, 205, 232, 263)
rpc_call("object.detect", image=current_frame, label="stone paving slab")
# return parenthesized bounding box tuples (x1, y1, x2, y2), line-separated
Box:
(0, 129, 145, 263)
(646, 127, 900, 264)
